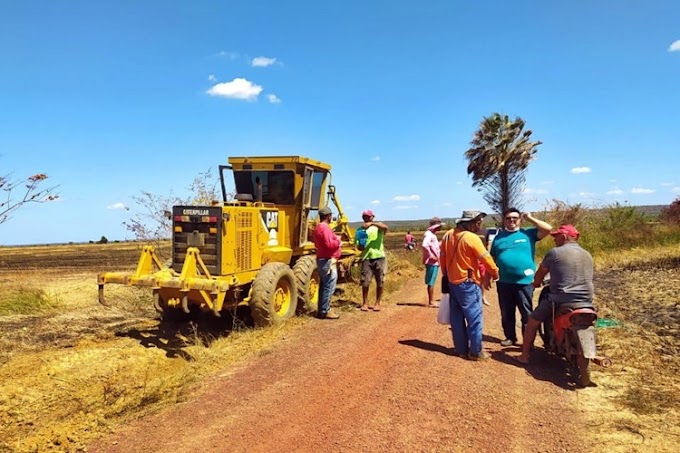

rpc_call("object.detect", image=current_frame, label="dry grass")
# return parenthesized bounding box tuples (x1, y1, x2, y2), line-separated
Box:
(0, 242, 419, 452)
(582, 244, 680, 452)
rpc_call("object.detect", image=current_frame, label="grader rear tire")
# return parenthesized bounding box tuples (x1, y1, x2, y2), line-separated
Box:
(250, 262, 298, 327)
(293, 256, 320, 315)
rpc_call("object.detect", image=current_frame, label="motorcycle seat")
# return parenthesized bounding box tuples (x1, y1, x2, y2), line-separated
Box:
(556, 302, 595, 315)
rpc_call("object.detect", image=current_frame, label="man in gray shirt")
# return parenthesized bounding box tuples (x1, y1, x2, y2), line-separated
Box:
(516, 224, 594, 365)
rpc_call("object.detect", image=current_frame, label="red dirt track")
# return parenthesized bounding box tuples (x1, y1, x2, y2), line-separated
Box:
(91, 277, 586, 453)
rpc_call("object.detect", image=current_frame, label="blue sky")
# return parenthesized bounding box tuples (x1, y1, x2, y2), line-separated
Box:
(1, 0, 679, 245)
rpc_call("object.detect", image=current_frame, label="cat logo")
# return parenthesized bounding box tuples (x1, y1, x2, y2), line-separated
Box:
(261, 210, 279, 231)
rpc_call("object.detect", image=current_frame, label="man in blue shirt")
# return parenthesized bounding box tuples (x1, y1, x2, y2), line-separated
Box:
(490, 209, 552, 347)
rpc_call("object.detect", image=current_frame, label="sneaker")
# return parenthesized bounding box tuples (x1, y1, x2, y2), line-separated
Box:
(468, 351, 490, 361)
(500, 339, 516, 347)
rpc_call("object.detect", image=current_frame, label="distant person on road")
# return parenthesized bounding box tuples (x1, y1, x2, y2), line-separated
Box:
(354, 209, 389, 312)
(313, 206, 342, 320)
(516, 224, 594, 365)
(404, 231, 416, 251)
(440, 210, 499, 360)
(490, 209, 552, 347)
(422, 217, 445, 307)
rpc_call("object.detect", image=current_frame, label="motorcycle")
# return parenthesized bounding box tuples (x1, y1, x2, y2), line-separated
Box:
(404, 240, 417, 251)
(538, 282, 612, 386)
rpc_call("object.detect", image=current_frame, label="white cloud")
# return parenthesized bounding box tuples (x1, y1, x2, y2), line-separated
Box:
(456, 181, 463, 185)
(207, 74, 217, 82)
(524, 187, 548, 195)
(441, 202, 453, 207)
(266, 94, 281, 104)
(252, 56, 277, 67)
(668, 40, 680, 52)
(394, 205, 419, 210)
(215, 51, 240, 59)
(370, 200, 380, 205)
(206, 78, 262, 101)
(578, 192, 595, 198)
(107, 202, 128, 211)
(631, 187, 655, 194)
(371, 156, 381, 162)
(570, 167, 592, 174)
(392, 194, 421, 202)
(660, 182, 675, 187)
(606, 188, 624, 195)
(672, 187, 680, 194)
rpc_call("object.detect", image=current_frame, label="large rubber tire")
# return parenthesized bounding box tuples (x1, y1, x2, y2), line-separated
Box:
(576, 355, 592, 387)
(293, 256, 320, 315)
(250, 262, 298, 327)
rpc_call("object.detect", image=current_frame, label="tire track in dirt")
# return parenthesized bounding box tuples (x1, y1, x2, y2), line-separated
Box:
(91, 277, 587, 453)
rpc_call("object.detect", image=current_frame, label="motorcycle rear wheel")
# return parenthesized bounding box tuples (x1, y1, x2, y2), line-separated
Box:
(576, 355, 591, 387)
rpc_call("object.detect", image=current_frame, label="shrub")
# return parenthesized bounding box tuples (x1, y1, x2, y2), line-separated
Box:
(0, 288, 56, 315)
(661, 196, 680, 224)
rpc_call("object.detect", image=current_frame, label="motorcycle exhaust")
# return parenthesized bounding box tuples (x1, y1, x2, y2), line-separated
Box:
(592, 356, 613, 368)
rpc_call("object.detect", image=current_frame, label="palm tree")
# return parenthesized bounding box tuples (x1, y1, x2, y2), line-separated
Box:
(465, 113, 542, 215)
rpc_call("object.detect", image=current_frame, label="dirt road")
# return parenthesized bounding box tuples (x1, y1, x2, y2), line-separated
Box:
(90, 277, 587, 453)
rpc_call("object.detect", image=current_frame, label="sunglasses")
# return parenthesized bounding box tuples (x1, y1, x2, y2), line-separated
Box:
(504, 216, 520, 221)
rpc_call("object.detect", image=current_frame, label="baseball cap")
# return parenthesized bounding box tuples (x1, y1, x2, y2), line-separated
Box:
(319, 206, 332, 216)
(362, 209, 375, 217)
(550, 224, 579, 239)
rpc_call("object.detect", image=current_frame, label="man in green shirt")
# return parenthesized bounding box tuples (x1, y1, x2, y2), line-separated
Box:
(354, 209, 389, 312)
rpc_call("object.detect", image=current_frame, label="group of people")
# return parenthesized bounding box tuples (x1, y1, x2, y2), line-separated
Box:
(438, 209, 594, 363)
(312, 208, 388, 320)
(312, 205, 596, 366)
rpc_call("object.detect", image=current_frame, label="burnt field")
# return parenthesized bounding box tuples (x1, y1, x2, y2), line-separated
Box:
(0, 242, 171, 272)
(0, 232, 421, 271)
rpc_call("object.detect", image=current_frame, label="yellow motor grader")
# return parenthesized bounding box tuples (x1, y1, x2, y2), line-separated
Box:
(98, 156, 361, 326)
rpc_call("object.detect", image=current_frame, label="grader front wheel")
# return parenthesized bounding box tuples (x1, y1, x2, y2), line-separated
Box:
(250, 263, 298, 327)
(293, 255, 320, 315)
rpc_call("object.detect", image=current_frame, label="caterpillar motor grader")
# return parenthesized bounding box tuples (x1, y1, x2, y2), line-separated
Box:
(98, 156, 361, 326)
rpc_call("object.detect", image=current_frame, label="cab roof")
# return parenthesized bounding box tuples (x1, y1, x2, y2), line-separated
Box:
(228, 156, 332, 171)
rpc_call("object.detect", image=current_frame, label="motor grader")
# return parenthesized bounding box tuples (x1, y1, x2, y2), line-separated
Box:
(98, 156, 361, 326)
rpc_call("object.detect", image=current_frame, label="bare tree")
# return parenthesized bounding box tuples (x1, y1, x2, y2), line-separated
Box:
(124, 168, 222, 244)
(1, 173, 59, 224)
(465, 113, 542, 214)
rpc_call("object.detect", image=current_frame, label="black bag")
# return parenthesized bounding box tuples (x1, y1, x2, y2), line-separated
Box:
(441, 273, 449, 294)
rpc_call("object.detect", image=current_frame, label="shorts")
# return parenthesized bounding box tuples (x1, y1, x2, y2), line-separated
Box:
(360, 257, 387, 287)
(530, 295, 553, 323)
(424, 264, 439, 287)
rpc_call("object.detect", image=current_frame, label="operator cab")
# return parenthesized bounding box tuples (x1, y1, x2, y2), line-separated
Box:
(232, 170, 296, 205)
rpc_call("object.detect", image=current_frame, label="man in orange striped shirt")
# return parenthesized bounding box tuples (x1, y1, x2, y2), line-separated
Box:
(440, 210, 499, 360)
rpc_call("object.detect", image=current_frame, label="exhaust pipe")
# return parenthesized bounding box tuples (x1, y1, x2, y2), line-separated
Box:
(592, 356, 613, 368)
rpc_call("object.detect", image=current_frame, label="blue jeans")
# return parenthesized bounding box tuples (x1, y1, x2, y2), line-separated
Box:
(316, 258, 338, 316)
(448, 280, 483, 356)
(496, 282, 534, 342)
